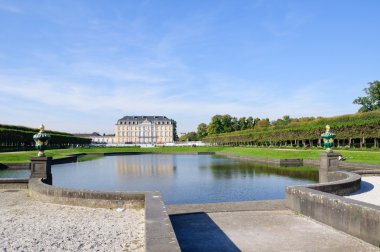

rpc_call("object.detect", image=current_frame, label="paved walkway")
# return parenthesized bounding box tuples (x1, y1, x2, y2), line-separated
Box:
(345, 176, 380, 206)
(168, 201, 379, 252)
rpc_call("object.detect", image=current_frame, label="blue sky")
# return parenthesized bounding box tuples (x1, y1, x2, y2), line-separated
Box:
(0, 0, 379, 134)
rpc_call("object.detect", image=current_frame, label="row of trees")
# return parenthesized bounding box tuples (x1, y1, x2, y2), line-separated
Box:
(178, 80, 380, 144)
(179, 116, 270, 141)
(202, 110, 380, 147)
(186, 115, 307, 141)
(0, 124, 91, 150)
(178, 115, 297, 142)
(194, 116, 272, 139)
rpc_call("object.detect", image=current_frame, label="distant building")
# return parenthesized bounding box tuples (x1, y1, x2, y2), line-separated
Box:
(115, 116, 174, 144)
(92, 134, 115, 144)
(73, 132, 115, 144)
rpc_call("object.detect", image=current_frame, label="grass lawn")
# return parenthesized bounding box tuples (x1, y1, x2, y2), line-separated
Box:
(0, 146, 223, 163)
(0, 146, 379, 165)
(220, 147, 380, 165)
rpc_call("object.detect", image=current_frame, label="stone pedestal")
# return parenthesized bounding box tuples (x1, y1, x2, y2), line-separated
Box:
(30, 156, 52, 185)
(319, 152, 341, 183)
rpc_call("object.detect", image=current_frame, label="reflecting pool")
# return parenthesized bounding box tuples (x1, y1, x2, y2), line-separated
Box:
(51, 154, 317, 204)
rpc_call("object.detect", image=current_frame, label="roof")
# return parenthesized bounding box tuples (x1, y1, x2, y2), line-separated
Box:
(116, 116, 172, 124)
(73, 132, 101, 138)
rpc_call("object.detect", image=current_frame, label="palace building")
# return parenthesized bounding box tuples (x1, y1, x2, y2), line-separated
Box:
(115, 116, 174, 144)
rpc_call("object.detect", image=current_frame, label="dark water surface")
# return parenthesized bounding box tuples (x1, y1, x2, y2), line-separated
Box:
(0, 169, 30, 178)
(50, 154, 317, 204)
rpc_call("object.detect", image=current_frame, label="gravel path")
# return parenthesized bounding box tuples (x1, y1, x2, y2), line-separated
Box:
(346, 176, 380, 206)
(0, 190, 144, 252)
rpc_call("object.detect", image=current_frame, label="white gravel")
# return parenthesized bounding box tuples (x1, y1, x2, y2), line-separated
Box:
(0, 190, 145, 252)
(345, 176, 380, 206)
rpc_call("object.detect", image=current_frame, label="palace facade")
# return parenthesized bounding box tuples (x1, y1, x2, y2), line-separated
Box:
(115, 116, 174, 144)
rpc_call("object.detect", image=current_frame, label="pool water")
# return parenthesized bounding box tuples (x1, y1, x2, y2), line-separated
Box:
(50, 154, 317, 204)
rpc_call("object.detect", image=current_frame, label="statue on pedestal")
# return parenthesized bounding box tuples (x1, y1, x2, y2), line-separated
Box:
(33, 124, 51, 157)
(321, 125, 336, 153)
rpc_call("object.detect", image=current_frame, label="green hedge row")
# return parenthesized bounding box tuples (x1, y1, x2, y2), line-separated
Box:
(204, 111, 380, 144)
(0, 126, 91, 147)
(0, 124, 74, 136)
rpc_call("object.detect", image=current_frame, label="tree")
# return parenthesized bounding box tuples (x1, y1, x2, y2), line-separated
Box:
(246, 116, 254, 129)
(179, 132, 198, 141)
(172, 120, 179, 141)
(253, 118, 261, 129)
(221, 114, 233, 133)
(231, 117, 239, 131)
(272, 115, 291, 127)
(208, 115, 223, 134)
(353, 80, 380, 112)
(238, 117, 247, 130)
(197, 123, 208, 139)
(255, 118, 270, 129)
(282, 115, 291, 124)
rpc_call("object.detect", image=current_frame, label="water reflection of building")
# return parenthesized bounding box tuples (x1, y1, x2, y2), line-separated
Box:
(116, 155, 175, 177)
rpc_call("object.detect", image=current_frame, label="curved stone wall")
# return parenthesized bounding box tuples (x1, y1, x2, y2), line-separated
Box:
(286, 170, 380, 247)
(28, 178, 144, 208)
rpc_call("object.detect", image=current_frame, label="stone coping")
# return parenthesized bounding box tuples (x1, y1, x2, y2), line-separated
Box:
(166, 200, 286, 215)
(145, 192, 180, 251)
(28, 179, 180, 252)
(0, 162, 30, 169)
(354, 170, 380, 176)
(339, 162, 380, 170)
(286, 170, 380, 247)
(28, 178, 144, 208)
(0, 178, 29, 189)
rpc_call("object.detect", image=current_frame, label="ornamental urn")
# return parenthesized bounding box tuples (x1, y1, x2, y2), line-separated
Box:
(321, 125, 336, 153)
(33, 124, 51, 157)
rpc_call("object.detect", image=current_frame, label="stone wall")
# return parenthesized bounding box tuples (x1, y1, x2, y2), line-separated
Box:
(0, 163, 30, 169)
(339, 162, 380, 170)
(286, 171, 380, 247)
(28, 178, 144, 208)
(145, 192, 180, 251)
(303, 159, 320, 168)
(0, 178, 29, 189)
(216, 152, 306, 167)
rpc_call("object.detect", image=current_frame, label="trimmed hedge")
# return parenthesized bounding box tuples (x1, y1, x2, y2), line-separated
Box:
(0, 124, 91, 149)
(203, 111, 380, 147)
